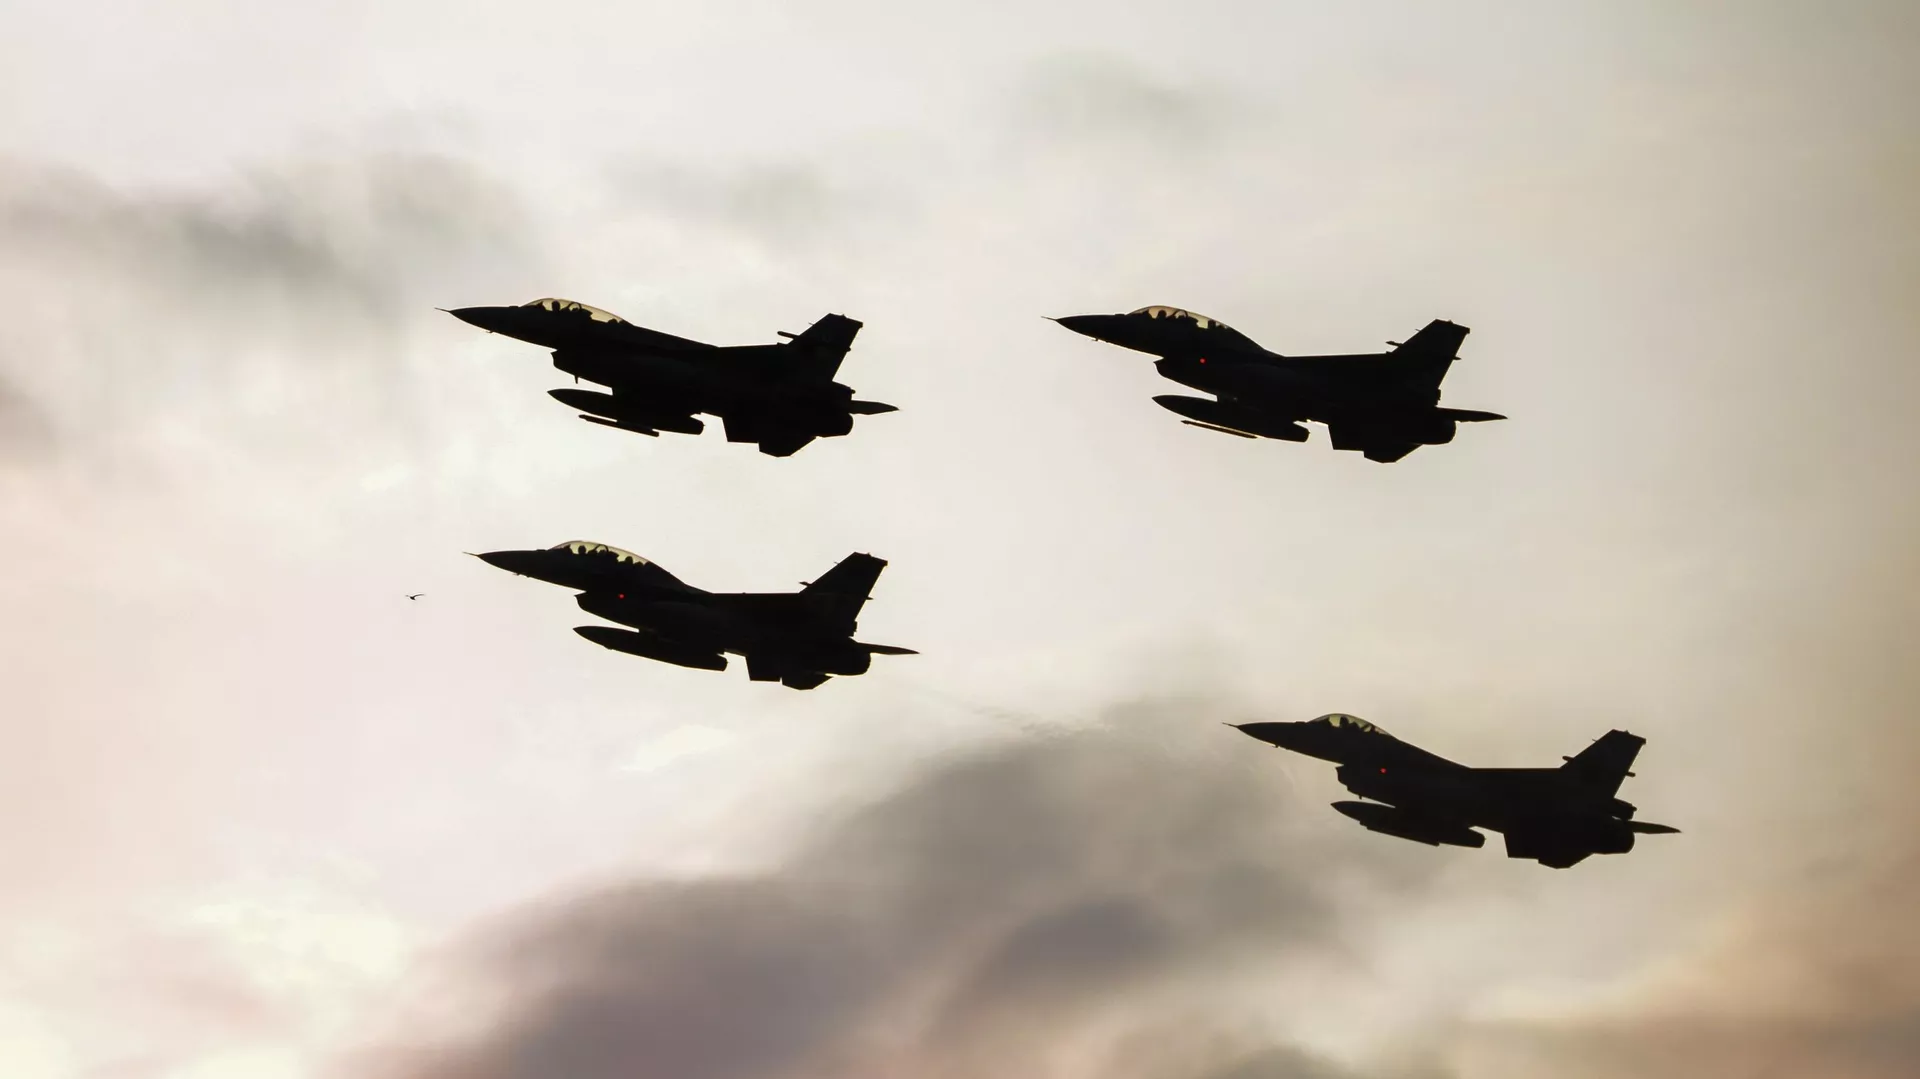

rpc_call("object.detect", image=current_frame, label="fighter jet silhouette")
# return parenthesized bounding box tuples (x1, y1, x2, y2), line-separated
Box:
(1233, 714, 1678, 868)
(471, 540, 914, 690)
(1054, 306, 1503, 462)
(447, 298, 895, 457)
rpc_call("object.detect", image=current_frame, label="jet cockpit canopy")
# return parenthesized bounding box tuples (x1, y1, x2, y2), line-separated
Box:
(1311, 713, 1387, 735)
(552, 540, 650, 564)
(1127, 305, 1257, 346)
(1129, 305, 1234, 331)
(523, 297, 629, 324)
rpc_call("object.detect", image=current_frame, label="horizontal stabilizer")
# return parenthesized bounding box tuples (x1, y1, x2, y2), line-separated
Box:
(848, 400, 898, 415)
(860, 642, 918, 655)
(1628, 821, 1680, 835)
(1435, 408, 1506, 423)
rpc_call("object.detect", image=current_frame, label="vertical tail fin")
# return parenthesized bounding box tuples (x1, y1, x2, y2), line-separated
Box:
(1388, 319, 1469, 390)
(801, 552, 887, 628)
(1560, 730, 1645, 797)
(780, 314, 863, 381)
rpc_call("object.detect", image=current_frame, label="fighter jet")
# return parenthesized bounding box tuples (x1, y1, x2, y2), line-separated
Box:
(1053, 306, 1504, 462)
(471, 540, 915, 690)
(447, 297, 897, 457)
(1232, 714, 1678, 868)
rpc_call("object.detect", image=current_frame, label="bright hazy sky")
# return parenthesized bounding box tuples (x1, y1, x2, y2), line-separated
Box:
(2, 3, 1917, 1078)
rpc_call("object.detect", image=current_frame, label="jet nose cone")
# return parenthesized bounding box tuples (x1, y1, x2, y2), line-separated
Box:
(447, 306, 515, 332)
(1232, 722, 1298, 748)
(1051, 315, 1106, 337)
(472, 549, 536, 575)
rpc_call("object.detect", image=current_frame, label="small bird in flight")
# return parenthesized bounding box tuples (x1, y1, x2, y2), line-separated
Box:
(406, 593, 424, 600)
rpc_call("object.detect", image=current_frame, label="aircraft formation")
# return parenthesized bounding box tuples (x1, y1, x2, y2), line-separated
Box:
(450, 295, 1675, 869)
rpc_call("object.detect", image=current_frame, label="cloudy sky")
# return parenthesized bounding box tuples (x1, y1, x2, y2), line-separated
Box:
(2, 2, 1917, 1077)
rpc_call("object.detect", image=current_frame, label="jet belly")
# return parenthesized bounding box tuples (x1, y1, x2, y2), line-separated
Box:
(577, 593, 742, 650)
(1336, 763, 1494, 824)
(556, 349, 713, 398)
(576, 593, 867, 672)
(1157, 357, 1329, 414)
(701, 597, 869, 672)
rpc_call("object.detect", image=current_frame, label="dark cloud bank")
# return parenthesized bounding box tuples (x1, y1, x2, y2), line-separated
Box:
(351, 654, 1920, 1079)
(360, 696, 1448, 1079)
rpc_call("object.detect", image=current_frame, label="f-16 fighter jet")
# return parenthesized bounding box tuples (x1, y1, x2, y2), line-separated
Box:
(1233, 714, 1678, 868)
(1053, 306, 1504, 462)
(472, 540, 915, 690)
(448, 298, 896, 456)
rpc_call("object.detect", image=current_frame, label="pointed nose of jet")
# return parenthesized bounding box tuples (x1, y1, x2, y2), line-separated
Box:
(446, 305, 518, 333)
(1050, 314, 1122, 340)
(471, 549, 541, 576)
(1231, 721, 1306, 749)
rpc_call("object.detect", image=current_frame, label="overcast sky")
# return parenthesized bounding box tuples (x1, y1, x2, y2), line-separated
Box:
(2, 2, 1917, 1077)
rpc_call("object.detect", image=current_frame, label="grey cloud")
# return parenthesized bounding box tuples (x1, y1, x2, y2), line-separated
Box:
(1006, 53, 1247, 155)
(1468, 1010, 1920, 1079)
(0, 367, 56, 459)
(370, 699, 1449, 1079)
(0, 152, 532, 328)
(606, 161, 865, 249)
(595, 53, 1248, 257)
(0, 151, 539, 473)
(1196, 1047, 1396, 1079)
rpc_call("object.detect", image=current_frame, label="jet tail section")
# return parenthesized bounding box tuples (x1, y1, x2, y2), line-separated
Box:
(1388, 319, 1470, 390)
(801, 552, 888, 628)
(1560, 729, 1645, 797)
(784, 314, 863, 381)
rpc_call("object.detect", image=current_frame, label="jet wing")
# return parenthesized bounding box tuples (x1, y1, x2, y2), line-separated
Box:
(563, 366, 701, 411)
(688, 343, 797, 380)
(596, 386, 704, 432)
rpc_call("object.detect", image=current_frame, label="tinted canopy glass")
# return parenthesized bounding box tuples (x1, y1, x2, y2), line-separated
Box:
(523, 297, 629, 324)
(551, 540, 649, 564)
(1128, 305, 1236, 332)
(1311, 712, 1386, 734)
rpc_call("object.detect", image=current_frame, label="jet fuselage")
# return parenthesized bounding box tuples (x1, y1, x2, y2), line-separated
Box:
(1233, 716, 1673, 868)
(1054, 307, 1502, 461)
(572, 591, 874, 674)
(549, 347, 861, 432)
(449, 301, 894, 454)
(472, 542, 912, 689)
